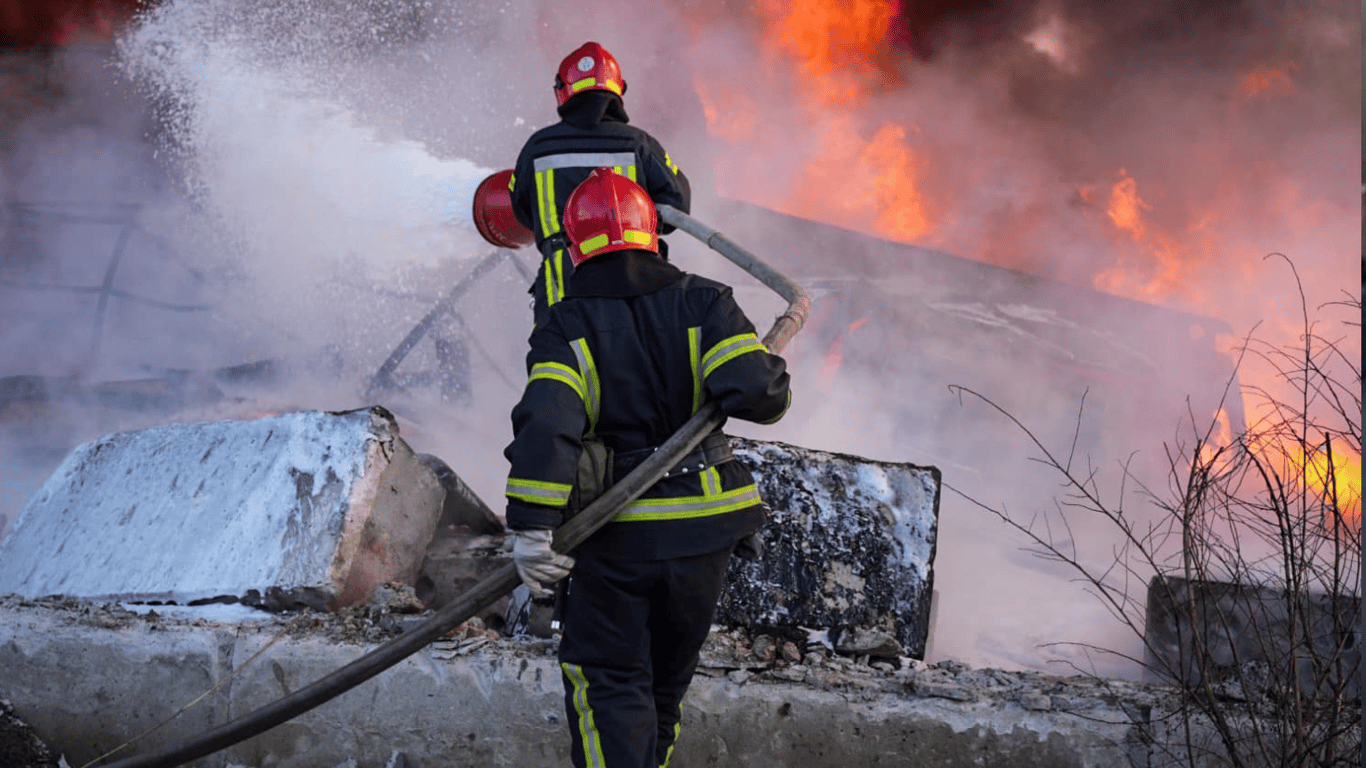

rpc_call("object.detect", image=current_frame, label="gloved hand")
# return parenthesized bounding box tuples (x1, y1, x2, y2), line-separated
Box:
(509, 529, 576, 598)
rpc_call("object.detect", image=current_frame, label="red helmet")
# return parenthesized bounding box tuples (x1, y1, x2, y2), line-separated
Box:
(563, 168, 658, 266)
(554, 41, 625, 107)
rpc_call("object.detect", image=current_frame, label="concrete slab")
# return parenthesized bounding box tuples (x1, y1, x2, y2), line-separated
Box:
(0, 407, 443, 609)
(0, 598, 1159, 768)
(722, 437, 939, 658)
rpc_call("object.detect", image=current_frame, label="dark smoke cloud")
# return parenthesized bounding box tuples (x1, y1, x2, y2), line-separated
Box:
(0, 0, 141, 46)
(891, 0, 1288, 63)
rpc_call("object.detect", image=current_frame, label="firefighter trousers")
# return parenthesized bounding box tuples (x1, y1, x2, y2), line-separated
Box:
(557, 543, 735, 768)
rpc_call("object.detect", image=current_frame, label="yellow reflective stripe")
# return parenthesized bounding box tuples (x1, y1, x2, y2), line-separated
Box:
(551, 248, 566, 304)
(570, 338, 601, 435)
(626, 164, 637, 183)
(612, 484, 762, 522)
(758, 390, 792, 425)
(578, 233, 610, 256)
(578, 230, 650, 255)
(534, 169, 556, 238)
(664, 152, 680, 175)
(506, 477, 572, 506)
(661, 717, 681, 767)
(528, 361, 586, 401)
(701, 333, 766, 378)
(612, 165, 623, 176)
(507, 172, 516, 192)
(541, 255, 556, 307)
(701, 466, 722, 496)
(688, 327, 702, 414)
(562, 663, 606, 767)
(569, 77, 622, 96)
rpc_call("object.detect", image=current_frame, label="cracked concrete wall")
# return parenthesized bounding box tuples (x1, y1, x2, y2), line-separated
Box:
(0, 598, 1169, 768)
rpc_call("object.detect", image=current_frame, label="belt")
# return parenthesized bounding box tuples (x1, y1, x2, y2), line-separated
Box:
(613, 432, 734, 480)
(538, 233, 571, 260)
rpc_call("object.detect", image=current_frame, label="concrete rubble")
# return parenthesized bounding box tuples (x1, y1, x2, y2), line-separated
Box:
(0, 413, 1315, 767)
(0, 594, 1179, 768)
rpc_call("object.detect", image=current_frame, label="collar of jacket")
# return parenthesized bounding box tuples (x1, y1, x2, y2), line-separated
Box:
(566, 250, 684, 298)
(556, 90, 631, 129)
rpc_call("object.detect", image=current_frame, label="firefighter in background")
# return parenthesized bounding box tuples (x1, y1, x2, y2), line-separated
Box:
(509, 40, 691, 329)
(503, 169, 790, 768)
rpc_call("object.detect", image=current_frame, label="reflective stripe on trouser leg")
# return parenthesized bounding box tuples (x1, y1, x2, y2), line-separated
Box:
(562, 662, 607, 768)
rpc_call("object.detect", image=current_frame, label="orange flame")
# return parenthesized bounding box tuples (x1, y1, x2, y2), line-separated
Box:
(818, 315, 872, 393)
(1242, 431, 1363, 535)
(761, 0, 898, 107)
(1237, 62, 1298, 101)
(695, 0, 939, 244)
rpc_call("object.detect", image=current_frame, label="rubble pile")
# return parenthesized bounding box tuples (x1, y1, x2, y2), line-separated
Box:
(0, 698, 60, 768)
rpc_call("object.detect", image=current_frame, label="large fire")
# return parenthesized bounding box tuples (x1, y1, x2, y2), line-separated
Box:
(695, 0, 940, 244)
(691, 2, 1360, 532)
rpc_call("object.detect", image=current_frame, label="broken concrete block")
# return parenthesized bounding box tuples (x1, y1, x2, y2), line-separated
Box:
(717, 437, 940, 659)
(415, 529, 512, 627)
(1144, 575, 1361, 699)
(417, 453, 505, 537)
(0, 406, 443, 610)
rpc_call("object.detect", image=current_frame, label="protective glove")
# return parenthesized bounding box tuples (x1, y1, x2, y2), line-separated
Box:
(509, 529, 576, 598)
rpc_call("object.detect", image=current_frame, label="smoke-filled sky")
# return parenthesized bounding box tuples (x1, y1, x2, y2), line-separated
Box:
(0, 0, 1359, 679)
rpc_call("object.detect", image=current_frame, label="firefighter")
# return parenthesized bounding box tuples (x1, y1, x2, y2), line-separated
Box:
(503, 169, 790, 768)
(509, 41, 691, 329)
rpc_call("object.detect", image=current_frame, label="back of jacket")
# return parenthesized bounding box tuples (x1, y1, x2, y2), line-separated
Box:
(509, 93, 691, 317)
(503, 251, 790, 561)
(509, 94, 690, 250)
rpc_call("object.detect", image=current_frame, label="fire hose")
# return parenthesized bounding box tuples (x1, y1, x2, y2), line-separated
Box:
(98, 204, 809, 768)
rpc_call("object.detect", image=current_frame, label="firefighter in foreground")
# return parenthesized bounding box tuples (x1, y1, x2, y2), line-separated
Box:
(509, 40, 691, 329)
(503, 169, 791, 767)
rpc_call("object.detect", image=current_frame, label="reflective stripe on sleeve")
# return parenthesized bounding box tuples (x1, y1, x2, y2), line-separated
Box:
(701, 333, 767, 379)
(569, 338, 601, 435)
(506, 477, 573, 506)
(527, 361, 586, 401)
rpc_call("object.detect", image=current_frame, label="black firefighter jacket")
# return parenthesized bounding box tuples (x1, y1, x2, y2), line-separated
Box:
(509, 91, 691, 311)
(503, 250, 791, 561)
